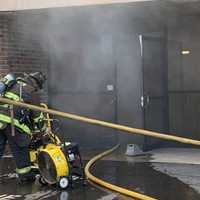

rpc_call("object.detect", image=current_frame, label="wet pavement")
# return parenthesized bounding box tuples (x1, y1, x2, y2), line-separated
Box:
(1, 157, 200, 200)
(0, 157, 114, 200)
(92, 160, 200, 200)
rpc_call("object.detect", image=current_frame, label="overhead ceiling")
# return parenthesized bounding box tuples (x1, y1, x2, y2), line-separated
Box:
(0, 0, 155, 11)
(0, 0, 200, 18)
(169, 0, 200, 2)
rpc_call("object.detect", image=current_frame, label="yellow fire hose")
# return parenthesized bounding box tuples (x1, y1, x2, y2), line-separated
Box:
(85, 144, 156, 200)
(0, 97, 200, 199)
(1, 97, 200, 146)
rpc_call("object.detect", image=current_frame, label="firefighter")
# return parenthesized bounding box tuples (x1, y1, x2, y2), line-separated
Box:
(0, 72, 46, 183)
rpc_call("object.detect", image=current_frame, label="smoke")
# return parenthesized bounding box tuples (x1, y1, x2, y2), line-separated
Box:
(10, 1, 168, 148)
(8, 1, 200, 149)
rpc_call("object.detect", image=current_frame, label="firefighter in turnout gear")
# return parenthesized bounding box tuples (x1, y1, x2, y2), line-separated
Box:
(0, 72, 46, 183)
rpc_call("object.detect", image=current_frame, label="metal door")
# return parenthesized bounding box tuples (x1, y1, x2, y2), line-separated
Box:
(140, 35, 169, 151)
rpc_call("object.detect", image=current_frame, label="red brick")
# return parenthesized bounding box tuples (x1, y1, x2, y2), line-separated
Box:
(0, 13, 48, 102)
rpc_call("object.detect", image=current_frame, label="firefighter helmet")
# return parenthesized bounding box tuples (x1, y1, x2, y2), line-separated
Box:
(28, 72, 46, 90)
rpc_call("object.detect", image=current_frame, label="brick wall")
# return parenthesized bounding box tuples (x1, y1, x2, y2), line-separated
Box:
(0, 13, 11, 75)
(0, 12, 48, 102)
(0, 12, 48, 156)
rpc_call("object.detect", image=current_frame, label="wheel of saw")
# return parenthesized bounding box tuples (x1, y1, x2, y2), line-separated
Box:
(58, 177, 69, 189)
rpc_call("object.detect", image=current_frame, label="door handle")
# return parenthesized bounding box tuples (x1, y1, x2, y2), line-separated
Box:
(141, 96, 144, 108)
(141, 95, 150, 108)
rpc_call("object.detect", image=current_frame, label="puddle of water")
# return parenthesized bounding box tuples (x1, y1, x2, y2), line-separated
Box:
(0, 158, 113, 200)
(1, 157, 199, 200)
(92, 161, 200, 200)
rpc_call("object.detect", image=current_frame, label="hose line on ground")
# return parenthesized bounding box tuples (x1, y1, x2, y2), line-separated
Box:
(85, 144, 157, 200)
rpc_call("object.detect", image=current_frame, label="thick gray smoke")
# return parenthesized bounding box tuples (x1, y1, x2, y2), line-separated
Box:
(10, 1, 200, 150)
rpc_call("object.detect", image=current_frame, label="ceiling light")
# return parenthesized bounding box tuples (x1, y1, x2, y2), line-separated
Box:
(181, 50, 190, 55)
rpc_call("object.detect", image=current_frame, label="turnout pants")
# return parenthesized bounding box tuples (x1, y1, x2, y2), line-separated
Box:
(0, 125, 31, 170)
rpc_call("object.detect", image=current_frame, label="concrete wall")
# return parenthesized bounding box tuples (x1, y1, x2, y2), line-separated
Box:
(168, 15, 200, 141)
(44, 2, 170, 150)
(46, 4, 148, 150)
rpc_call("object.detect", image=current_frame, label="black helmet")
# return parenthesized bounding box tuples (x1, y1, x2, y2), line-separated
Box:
(28, 72, 46, 89)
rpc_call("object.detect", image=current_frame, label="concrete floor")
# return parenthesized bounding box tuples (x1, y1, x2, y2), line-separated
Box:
(149, 148, 200, 194)
(1, 148, 200, 200)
